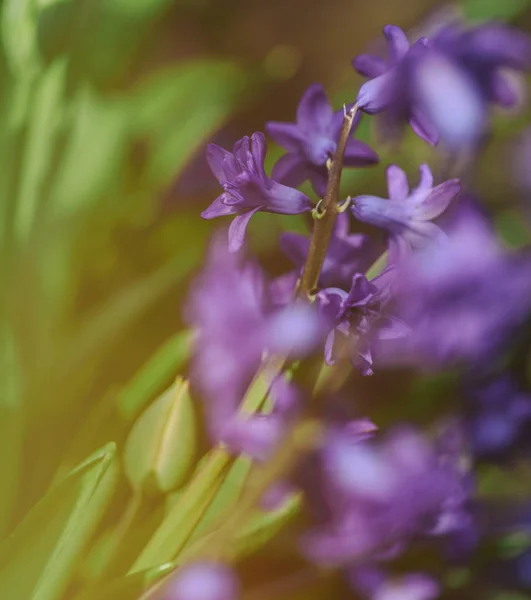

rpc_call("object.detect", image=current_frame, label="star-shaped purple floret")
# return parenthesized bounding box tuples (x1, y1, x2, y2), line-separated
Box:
(266, 84, 379, 196)
(202, 132, 312, 252)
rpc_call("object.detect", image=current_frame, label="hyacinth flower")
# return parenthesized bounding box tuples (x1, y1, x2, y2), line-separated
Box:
(316, 272, 408, 376)
(464, 375, 531, 460)
(202, 132, 312, 252)
(414, 20, 531, 148)
(266, 83, 379, 196)
(351, 164, 460, 261)
(353, 25, 438, 145)
(185, 234, 321, 456)
(351, 567, 440, 600)
(388, 212, 531, 369)
(167, 562, 240, 600)
(302, 426, 474, 569)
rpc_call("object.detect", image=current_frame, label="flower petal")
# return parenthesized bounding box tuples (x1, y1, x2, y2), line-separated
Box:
(343, 139, 380, 167)
(267, 180, 313, 214)
(353, 54, 388, 78)
(490, 71, 521, 108)
(271, 153, 309, 188)
(383, 25, 410, 64)
(414, 179, 460, 221)
(296, 83, 334, 133)
(201, 194, 239, 219)
(357, 73, 394, 114)
(386, 165, 409, 201)
(416, 164, 434, 191)
(280, 232, 310, 268)
(265, 121, 305, 152)
(250, 132, 268, 178)
(409, 107, 439, 146)
(228, 207, 262, 252)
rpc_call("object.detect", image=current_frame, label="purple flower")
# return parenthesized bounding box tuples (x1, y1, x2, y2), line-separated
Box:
(186, 234, 322, 455)
(465, 375, 531, 459)
(302, 426, 473, 567)
(414, 20, 531, 147)
(279, 213, 378, 292)
(351, 164, 460, 261)
(166, 562, 239, 600)
(202, 132, 312, 252)
(266, 84, 379, 196)
(351, 567, 440, 600)
(387, 212, 531, 368)
(316, 273, 408, 376)
(353, 25, 437, 145)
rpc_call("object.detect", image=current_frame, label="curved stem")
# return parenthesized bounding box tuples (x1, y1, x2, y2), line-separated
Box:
(297, 104, 359, 297)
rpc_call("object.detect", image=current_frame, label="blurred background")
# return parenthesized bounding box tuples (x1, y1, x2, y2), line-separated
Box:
(2, 0, 531, 598)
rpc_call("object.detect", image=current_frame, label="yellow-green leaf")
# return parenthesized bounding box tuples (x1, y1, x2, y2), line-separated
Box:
(124, 378, 197, 494)
(0, 443, 118, 600)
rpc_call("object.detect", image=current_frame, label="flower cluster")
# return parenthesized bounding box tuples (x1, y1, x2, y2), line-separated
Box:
(173, 12, 531, 600)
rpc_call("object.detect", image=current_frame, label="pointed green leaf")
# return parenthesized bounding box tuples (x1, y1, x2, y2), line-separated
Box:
(234, 492, 301, 559)
(117, 330, 193, 421)
(50, 84, 129, 217)
(124, 378, 198, 494)
(2, 0, 41, 76)
(0, 443, 118, 600)
(15, 58, 67, 241)
(73, 562, 174, 600)
(130, 60, 247, 187)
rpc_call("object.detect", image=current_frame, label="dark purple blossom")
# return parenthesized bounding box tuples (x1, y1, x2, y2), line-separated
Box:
(302, 426, 473, 568)
(414, 20, 531, 147)
(167, 562, 239, 600)
(465, 376, 531, 459)
(316, 273, 408, 376)
(351, 164, 459, 261)
(354, 25, 438, 145)
(202, 132, 312, 252)
(266, 84, 379, 196)
(186, 234, 321, 455)
(387, 212, 531, 368)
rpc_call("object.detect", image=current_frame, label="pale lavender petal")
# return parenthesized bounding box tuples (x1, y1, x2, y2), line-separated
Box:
(324, 330, 336, 365)
(409, 107, 439, 146)
(250, 132, 267, 178)
(415, 51, 485, 148)
(270, 271, 298, 306)
(383, 25, 410, 64)
(271, 153, 309, 188)
(414, 179, 460, 221)
(168, 562, 240, 600)
(201, 195, 239, 219)
(296, 83, 334, 133)
(343, 139, 380, 167)
(205, 143, 233, 183)
(228, 207, 262, 252)
(267, 180, 312, 214)
(357, 72, 394, 114)
(225, 415, 282, 460)
(416, 164, 434, 191)
(267, 303, 323, 356)
(466, 24, 531, 70)
(353, 54, 388, 78)
(386, 165, 409, 201)
(265, 121, 305, 151)
(375, 574, 440, 600)
(490, 71, 520, 108)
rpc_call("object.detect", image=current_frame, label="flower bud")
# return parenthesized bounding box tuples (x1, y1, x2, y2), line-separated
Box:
(124, 377, 197, 494)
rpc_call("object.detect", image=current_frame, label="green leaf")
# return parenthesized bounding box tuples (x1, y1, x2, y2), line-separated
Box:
(0, 443, 118, 600)
(50, 84, 129, 217)
(124, 378, 198, 494)
(234, 492, 301, 559)
(117, 330, 193, 421)
(130, 60, 247, 188)
(462, 0, 531, 21)
(2, 0, 41, 76)
(15, 58, 67, 241)
(73, 562, 174, 600)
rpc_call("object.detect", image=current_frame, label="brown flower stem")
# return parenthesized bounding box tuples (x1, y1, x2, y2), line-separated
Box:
(297, 103, 359, 297)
